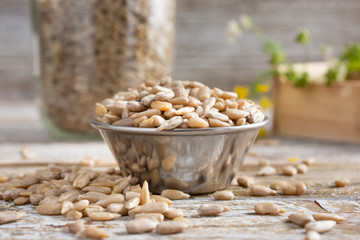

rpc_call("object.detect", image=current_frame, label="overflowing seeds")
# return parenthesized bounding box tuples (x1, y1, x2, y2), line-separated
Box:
(94, 78, 265, 130)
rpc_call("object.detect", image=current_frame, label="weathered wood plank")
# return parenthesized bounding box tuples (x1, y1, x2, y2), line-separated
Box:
(0, 163, 359, 239)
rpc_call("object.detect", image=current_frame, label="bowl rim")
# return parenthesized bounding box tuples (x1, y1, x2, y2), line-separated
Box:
(90, 116, 269, 136)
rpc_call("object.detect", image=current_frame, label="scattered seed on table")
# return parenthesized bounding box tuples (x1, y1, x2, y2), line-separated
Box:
(163, 208, 183, 219)
(74, 200, 89, 211)
(305, 220, 336, 233)
(254, 203, 286, 215)
(135, 213, 164, 223)
(269, 181, 287, 191)
(305, 230, 322, 240)
(288, 212, 314, 226)
(295, 182, 307, 195)
(312, 213, 346, 223)
(35, 203, 62, 215)
(161, 189, 190, 200)
(61, 200, 74, 215)
(0, 211, 26, 225)
(126, 218, 158, 234)
(151, 195, 173, 205)
(88, 212, 120, 221)
(212, 190, 234, 200)
(125, 197, 140, 210)
(296, 163, 308, 174)
(66, 210, 82, 220)
(257, 166, 276, 176)
(282, 184, 297, 195)
(282, 165, 298, 176)
(237, 176, 254, 188)
(128, 202, 169, 217)
(250, 185, 276, 196)
(197, 204, 229, 216)
(303, 158, 317, 166)
(334, 178, 350, 187)
(82, 225, 109, 239)
(156, 221, 188, 235)
(66, 219, 84, 234)
(0, 173, 8, 183)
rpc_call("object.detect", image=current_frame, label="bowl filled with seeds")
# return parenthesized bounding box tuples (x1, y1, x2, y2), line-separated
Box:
(91, 77, 269, 194)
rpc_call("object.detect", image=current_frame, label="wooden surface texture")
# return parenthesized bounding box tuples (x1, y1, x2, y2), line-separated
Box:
(0, 162, 360, 239)
(1, 1, 360, 238)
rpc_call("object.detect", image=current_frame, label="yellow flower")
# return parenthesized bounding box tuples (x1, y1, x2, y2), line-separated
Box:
(288, 157, 298, 163)
(258, 128, 267, 137)
(234, 85, 249, 99)
(256, 84, 270, 93)
(260, 96, 272, 109)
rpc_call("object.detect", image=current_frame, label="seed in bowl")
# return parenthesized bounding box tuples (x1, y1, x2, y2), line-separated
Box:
(94, 78, 265, 131)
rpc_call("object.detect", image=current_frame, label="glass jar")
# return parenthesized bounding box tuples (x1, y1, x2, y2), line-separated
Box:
(31, 0, 175, 139)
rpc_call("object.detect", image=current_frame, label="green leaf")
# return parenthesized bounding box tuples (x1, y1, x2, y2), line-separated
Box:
(325, 67, 338, 86)
(341, 44, 360, 73)
(270, 52, 285, 64)
(325, 61, 348, 85)
(263, 40, 285, 64)
(294, 72, 310, 87)
(348, 60, 360, 73)
(295, 29, 311, 45)
(284, 67, 298, 83)
(341, 44, 360, 62)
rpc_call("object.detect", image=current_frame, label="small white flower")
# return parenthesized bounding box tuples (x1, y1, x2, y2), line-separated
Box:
(227, 20, 242, 43)
(239, 15, 253, 30)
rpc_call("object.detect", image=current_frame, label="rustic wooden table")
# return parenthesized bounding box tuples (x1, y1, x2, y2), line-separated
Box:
(0, 102, 360, 239)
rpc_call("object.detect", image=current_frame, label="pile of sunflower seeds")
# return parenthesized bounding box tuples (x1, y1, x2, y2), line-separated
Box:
(94, 77, 265, 130)
(0, 164, 190, 237)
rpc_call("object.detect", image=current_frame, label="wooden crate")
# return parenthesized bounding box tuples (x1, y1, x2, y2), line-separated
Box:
(274, 78, 360, 143)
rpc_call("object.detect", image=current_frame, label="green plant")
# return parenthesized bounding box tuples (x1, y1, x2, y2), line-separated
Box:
(341, 44, 360, 74)
(227, 15, 359, 89)
(227, 15, 315, 89)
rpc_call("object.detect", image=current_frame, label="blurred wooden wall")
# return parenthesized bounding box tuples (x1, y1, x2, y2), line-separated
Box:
(1, 0, 360, 101)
